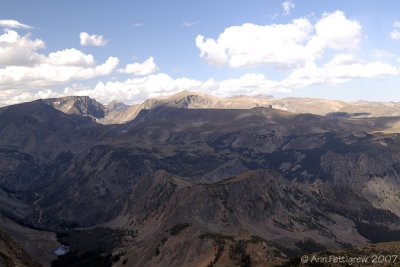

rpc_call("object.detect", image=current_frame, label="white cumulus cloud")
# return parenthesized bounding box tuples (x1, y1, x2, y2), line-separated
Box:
(0, 20, 32, 29)
(119, 57, 159, 75)
(0, 57, 119, 89)
(314, 11, 361, 50)
(0, 30, 45, 66)
(196, 10, 362, 68)
(46, 48, 95, 66)
(0, 30, 119, 93)
(80, 32, 108, 46)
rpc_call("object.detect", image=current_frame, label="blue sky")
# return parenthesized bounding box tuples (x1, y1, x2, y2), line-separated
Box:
(1, 0, 400, 106)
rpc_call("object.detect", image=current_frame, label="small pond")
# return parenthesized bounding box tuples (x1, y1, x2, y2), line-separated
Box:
(53, 246, 69, 256)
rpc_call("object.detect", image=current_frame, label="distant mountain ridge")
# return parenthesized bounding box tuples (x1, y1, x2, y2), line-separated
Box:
(39, 91, 400, 126)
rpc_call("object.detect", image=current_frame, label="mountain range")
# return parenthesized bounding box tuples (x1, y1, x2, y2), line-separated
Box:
(1, 91, 400, 266)
(42, 91, 400, 126)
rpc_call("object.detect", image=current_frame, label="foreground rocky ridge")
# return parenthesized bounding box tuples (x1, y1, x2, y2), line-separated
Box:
(1, 92, 400, 266)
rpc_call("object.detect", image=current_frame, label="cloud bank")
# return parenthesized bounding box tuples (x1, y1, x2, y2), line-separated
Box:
(1, 10, 400, 106)
(0, 29, 118, 106)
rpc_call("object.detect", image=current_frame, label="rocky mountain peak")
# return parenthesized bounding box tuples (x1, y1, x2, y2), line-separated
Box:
(106, 100, 130, 112)
(43, 95, 106, 120)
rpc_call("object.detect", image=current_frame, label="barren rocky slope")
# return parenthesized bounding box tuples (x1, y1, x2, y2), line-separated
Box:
(1, 93, 400, 266)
